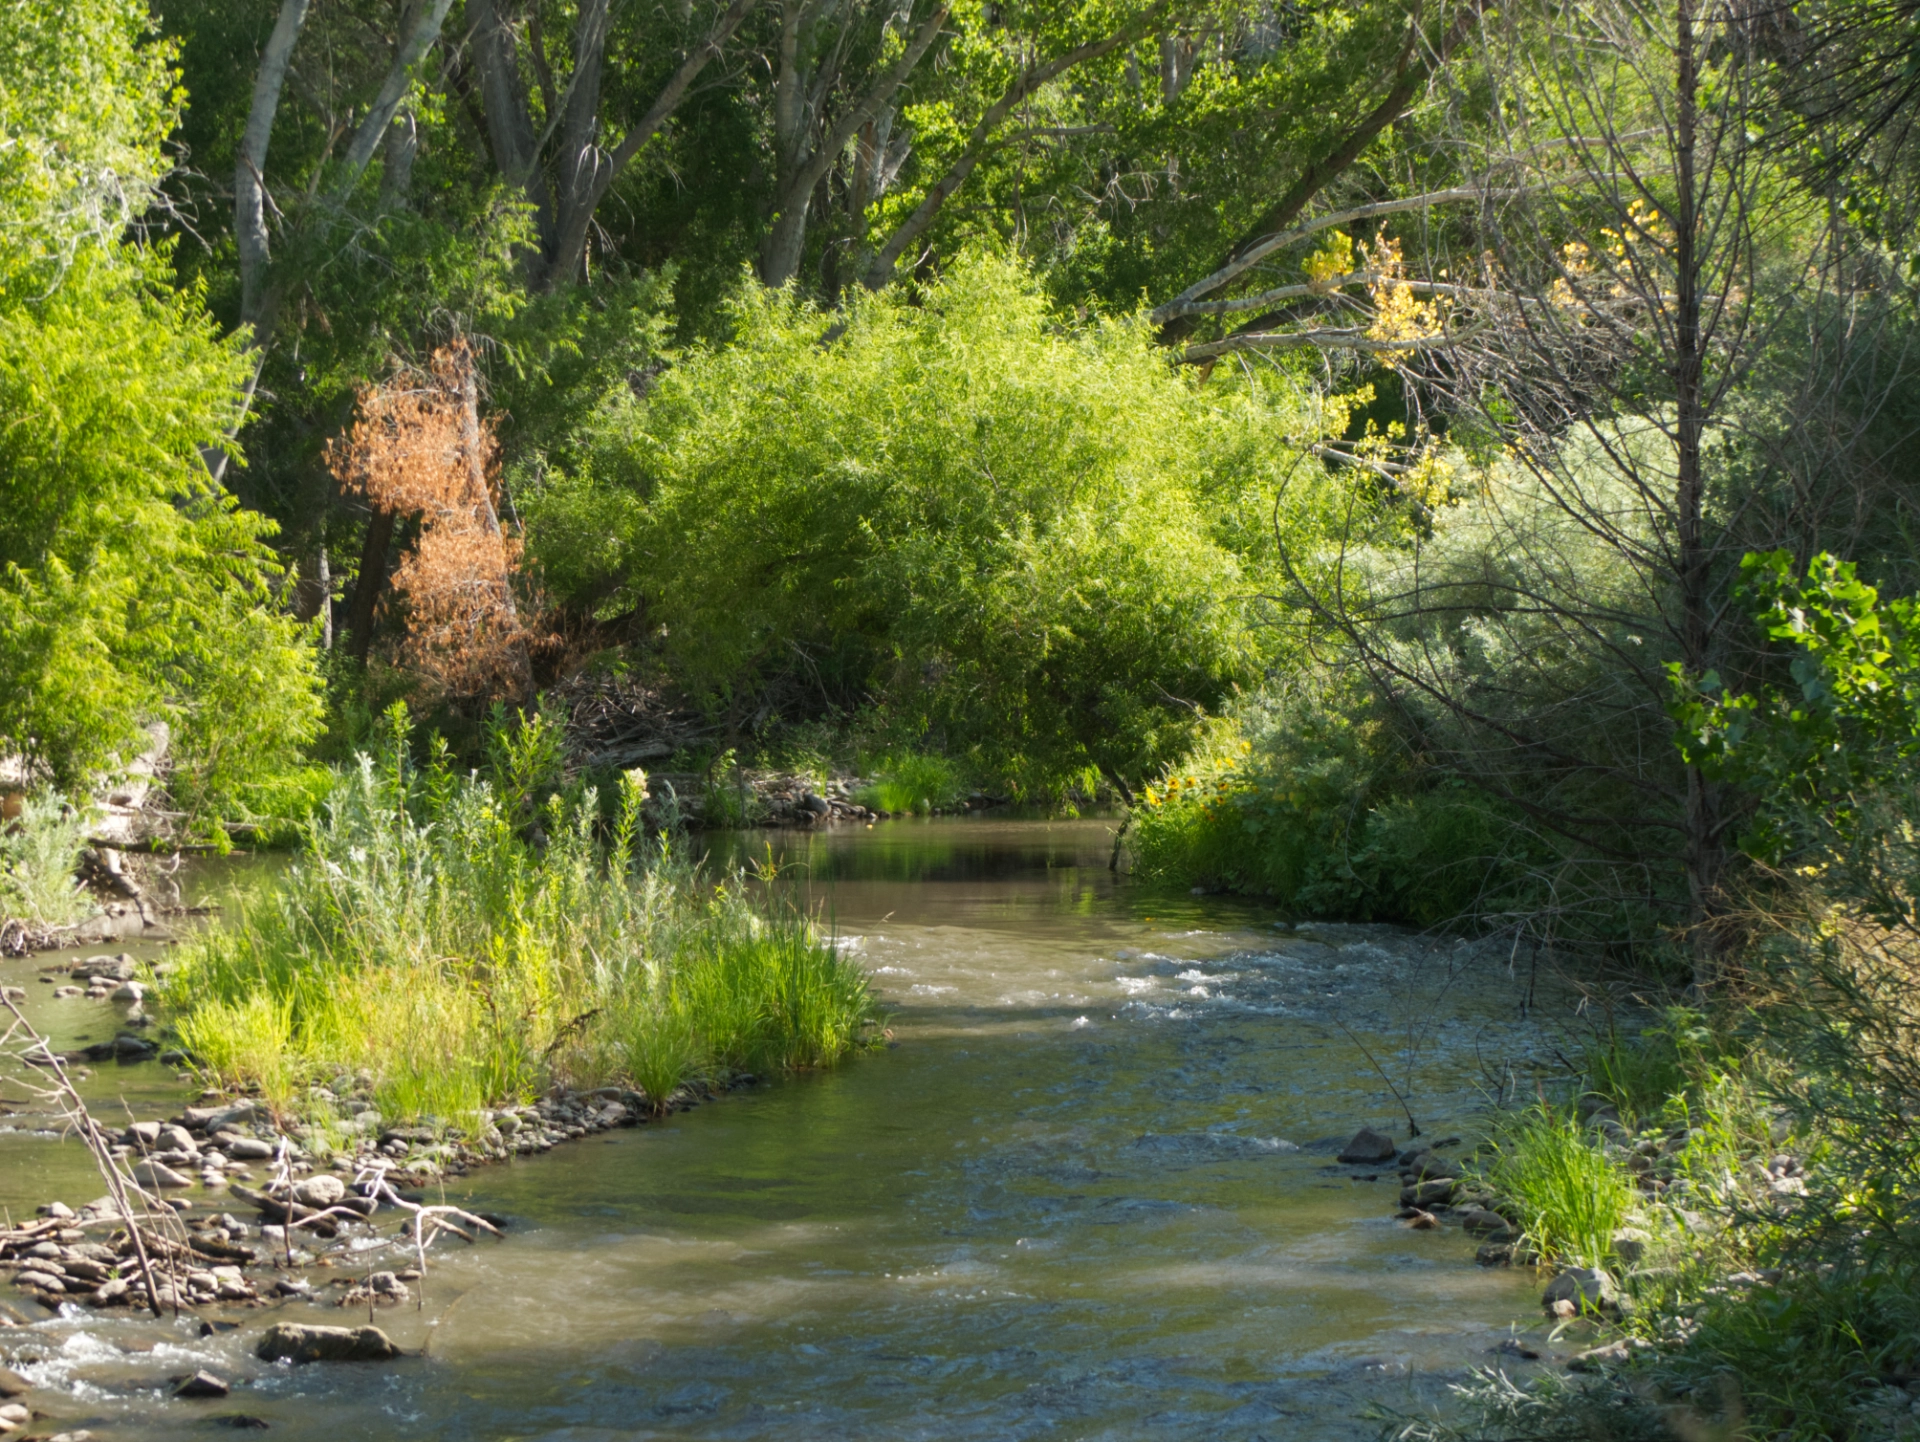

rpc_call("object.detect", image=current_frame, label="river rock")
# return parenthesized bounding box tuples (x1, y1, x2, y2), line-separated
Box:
(174, 1370, 230, 1398)
(1337, 1127, 1398, 1164)
(1543, 1266, 1618, 1313)
(222, 1136, 276, 1160)
(14, 1270, 63, 1293)
(256, 1323, 399, 1364)
(0, 1402, 28, 1432)
(0, 1366, 29, 1398)
(183, 1100, 260, 1132)
(87, 1279, 131, 1307)
(73, 954, 134, 982)
(1459, 1207, 1512, 1236)
(155, 1125, 198, 1154)
(124, 1121, 160, 1150)
(291, 1175, 346, 1208)
(1399, 1179, 1456, 1208)
(1610, 1227, 1649, 1263)
(131, 1160, 192, 1189)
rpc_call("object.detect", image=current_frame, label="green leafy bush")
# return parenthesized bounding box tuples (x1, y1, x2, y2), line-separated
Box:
(523, 253, 1323, 801)
(1128, 679, 1543, 925)
(0, 0, 322, 812)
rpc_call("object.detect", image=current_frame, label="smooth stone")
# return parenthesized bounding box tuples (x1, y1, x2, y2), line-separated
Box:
(155, 1125, 198, 1153)
(13, 1271, 63, 1293)
(130, 1160, 193, 1189)
(1399, 1179, 1456, 1207)
(255, 1323, 399, 1364)
(1567, 1337, 1651, 1373)
(224, 1138, 275, 1161)
(291, 1175, 345, 1208)
(125, 1121, 161, 1150)
(0, 1403, 28, 1431)
(1543, 1266, 1618, 1311)
(1611, 1227, 1649, 1263)
(1459, 1207, 1513, 1235)
(175, 1370, 231, 1398)
(0, 1367, 27, 1398)
(1337, 1126, 1399, 1164)
(182, 1101, 260, 1132)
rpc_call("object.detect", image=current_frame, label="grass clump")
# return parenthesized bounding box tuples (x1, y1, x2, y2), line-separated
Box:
(0, 794, 94, 927)
(854, 752, 963, 815)
(160, 704, 881, 1135)
(1478, 1104, 1639, 1270)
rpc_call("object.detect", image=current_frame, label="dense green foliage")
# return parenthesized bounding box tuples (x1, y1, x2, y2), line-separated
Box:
(0, 0, 320, 811)
(162, 707, 880, 1127)
(526, 254, 1310, 799)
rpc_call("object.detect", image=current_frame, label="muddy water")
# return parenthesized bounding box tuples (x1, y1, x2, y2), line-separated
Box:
(0, 820, 1557, 1439)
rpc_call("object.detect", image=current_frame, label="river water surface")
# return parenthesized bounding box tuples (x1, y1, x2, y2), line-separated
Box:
(1, 819, 1558, 1439)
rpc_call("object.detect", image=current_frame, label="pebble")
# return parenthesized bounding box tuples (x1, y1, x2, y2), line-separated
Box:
(174, 1370, 230, 1398)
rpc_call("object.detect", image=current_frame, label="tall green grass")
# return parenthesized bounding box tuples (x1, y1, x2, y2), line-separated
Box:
(0, 794, 94, 926)
(854, 752, 962, 814)
(160, 706, 881, 1131)
(1479, 1104, 1639, 1268)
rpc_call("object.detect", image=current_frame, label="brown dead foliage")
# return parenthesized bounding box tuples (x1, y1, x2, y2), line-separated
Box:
(327, 341, 542, 699)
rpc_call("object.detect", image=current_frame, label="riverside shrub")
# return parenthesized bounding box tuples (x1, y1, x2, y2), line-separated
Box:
(0, 0, 321, 809)
(162, 707, 879, 1127)
(522, 253, 1320, 801)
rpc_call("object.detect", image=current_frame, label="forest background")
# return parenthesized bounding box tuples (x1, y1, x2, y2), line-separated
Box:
(10, 0, 1920, 1430)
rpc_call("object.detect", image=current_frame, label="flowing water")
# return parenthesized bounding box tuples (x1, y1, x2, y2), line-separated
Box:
(0, 819, 1563, 1439)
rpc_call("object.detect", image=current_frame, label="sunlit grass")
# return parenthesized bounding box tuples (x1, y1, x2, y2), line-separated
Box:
(160, 707, 882, 1132)
(855, 752, 963, 814)
(1478, 1103, 1639, 1269)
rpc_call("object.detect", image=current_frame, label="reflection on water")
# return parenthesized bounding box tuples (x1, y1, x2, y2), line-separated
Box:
(1, 819, 1555, 1440)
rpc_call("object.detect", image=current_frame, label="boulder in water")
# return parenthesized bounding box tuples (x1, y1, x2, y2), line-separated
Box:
(1337, 1126, 1398, 1164)
(256, 1323, 398, 1364)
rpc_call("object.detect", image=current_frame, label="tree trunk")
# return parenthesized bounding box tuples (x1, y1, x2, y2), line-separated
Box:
(760, 1, 950, 288)
(1154, 2, 1480, 336)
(452, 343, 535, 697)
(1671, 0, 1723, 982)
(345, 510, 397, 663)
(236, 0, 312, 330)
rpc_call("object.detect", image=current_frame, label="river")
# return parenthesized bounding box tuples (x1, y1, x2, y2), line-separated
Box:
(0, 818, 1556, 1439)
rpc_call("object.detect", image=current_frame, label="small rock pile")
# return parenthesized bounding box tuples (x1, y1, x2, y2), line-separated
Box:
(1, 1083, 685, 1319)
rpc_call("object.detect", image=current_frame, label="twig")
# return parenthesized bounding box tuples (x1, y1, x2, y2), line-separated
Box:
(1334, 1017, 1422, 1138)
